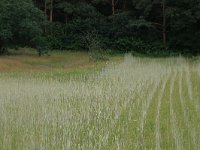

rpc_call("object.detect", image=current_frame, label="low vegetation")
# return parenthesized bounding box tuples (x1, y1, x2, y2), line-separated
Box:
(0, 54, 200, 149)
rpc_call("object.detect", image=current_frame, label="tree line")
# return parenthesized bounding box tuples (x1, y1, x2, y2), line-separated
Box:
(0, 0, 200, 56)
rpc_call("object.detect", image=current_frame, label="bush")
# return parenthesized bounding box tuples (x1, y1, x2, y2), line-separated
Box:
(114, 38, 147, 53)
(0, 47, 8, 55)
(88, 49, 109, 62)
(45, 23, 67, 50)
(113, 37, 167, 55)
(32, 36, 50, 56)
(81, 31, 109, 61)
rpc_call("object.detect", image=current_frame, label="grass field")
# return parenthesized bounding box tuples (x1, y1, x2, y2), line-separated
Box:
(0, 52, 200, 150)
(0, 49, 121, 80)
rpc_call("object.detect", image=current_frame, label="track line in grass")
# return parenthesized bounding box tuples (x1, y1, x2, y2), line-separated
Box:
(104, 80, 155, 149)
(142, 79, 163, 149)
(169, 71, 183, 150)
(136, 79, 161, 149)
(159, 70, 176, 149)
(186, 65, 200, 118)
(172, 71, 192, 149)
(185, 65, 193, 102)
(103, 84, 146, 149)
(123, 82, 154, 149)
(184, 65, 200, 117)
(190, 70, 200, 116)
(155, 73, 169, 150)
(178, 66, 197, 149)
(182, 69, 200, 149)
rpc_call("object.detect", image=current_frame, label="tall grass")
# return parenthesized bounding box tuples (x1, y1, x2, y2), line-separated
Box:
(0, 55, 200, 149)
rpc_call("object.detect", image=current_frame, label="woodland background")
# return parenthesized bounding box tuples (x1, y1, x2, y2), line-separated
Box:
(0, 0, 200, 56)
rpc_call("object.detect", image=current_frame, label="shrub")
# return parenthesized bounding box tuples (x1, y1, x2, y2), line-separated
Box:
(81, 31, 109, 61)
(32, 36, 50, 56)
(0, 47, 8, 55)
(89, 49, 109, 62)
(45, 23, 67, 50)
(114, 37, 168, 55)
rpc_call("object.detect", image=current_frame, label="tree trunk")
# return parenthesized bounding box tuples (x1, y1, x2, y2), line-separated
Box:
(44, 0, 47, 19)
(162, 0, 167, 49)
(0, 41, 8, 55)
(44, 0, 47, 32)
(111, 0, 115, 15)
(122, 0, 126, 10)
(65, 16, 68, 24)
(0, 41, 2, 55)
(50, 0, 53, 23)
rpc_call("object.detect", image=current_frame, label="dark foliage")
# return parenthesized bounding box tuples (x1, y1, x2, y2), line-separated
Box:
(0, 0, 200, 56)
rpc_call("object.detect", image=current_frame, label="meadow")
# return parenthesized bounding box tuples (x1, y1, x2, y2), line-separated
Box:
(0, 51, 200, 150)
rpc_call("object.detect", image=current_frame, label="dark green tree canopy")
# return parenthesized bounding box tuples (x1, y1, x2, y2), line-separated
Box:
(0, 0, 200, 55)
(0, 0, 44, 48)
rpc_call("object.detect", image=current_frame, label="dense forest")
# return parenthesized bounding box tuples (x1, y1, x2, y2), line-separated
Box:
(0, 0, 200, 56)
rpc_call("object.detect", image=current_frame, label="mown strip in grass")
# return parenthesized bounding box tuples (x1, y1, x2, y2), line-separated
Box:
(173, 69, 194, 149)
(142, 82, 161, 149)
(182, 70, 200, 149)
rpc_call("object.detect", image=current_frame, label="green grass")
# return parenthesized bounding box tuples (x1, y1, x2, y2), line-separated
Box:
(0, 53, 200, 149)
(0, 49, 122, 80)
